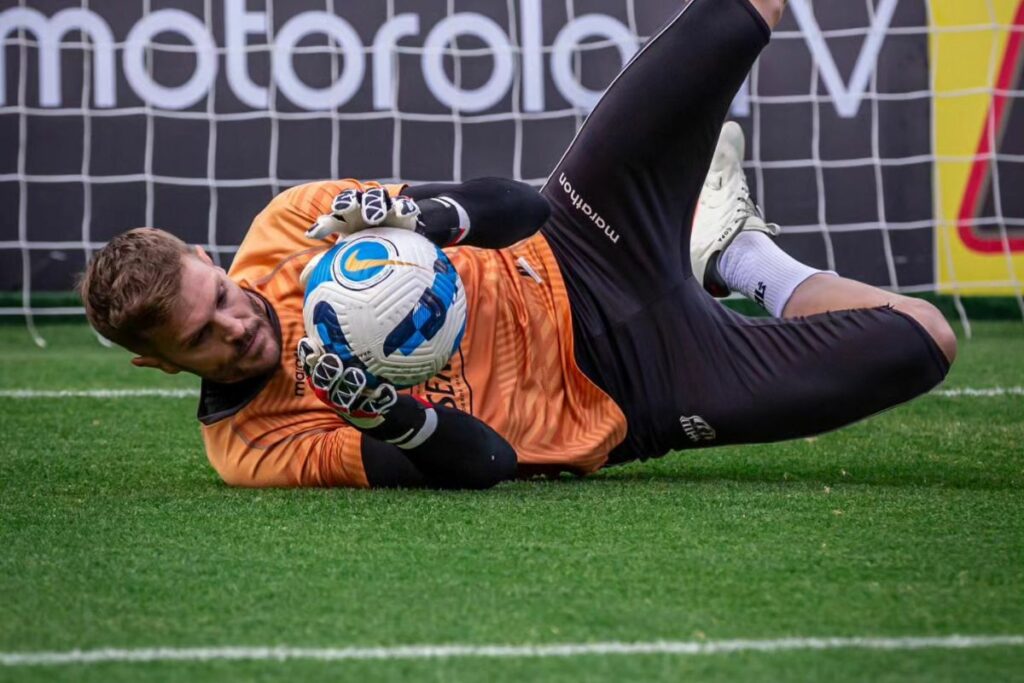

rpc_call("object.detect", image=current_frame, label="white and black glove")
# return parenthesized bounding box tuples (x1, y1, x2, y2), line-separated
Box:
(306, 187, 421, 240)
(297, 337, 398, 430)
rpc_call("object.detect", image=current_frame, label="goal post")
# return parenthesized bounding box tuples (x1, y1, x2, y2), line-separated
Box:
(1, 0, 1022, 345)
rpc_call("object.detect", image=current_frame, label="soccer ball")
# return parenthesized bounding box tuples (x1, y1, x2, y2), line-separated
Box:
(302, 228, 467, 389)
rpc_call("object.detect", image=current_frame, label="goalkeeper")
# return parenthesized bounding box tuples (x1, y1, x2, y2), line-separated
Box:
(79, 0, 955, 489)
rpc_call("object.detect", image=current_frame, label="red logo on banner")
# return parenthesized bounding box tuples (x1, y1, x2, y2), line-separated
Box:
(958, 0, 1024, 254)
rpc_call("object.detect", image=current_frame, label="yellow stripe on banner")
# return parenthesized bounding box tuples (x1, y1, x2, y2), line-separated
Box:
(932, 0, 1024, 295)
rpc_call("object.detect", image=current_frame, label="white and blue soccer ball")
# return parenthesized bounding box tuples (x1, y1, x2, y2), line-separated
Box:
(302, 228, 467, 389)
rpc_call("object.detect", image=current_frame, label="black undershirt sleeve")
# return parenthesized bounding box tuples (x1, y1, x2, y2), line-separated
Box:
(404, 177, 550, 249)
(357, 395, 517, 490)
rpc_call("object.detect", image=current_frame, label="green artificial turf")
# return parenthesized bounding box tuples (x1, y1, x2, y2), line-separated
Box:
(0, 320, 1022, 682)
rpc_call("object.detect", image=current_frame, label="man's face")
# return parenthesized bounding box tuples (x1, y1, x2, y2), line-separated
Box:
(142, 254, 280, 383)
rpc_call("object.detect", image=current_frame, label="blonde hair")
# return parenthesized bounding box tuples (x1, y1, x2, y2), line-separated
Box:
(78, 228, 191, 351)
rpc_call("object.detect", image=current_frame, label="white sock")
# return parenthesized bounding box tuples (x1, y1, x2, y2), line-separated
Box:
(717, 231, 834, 318)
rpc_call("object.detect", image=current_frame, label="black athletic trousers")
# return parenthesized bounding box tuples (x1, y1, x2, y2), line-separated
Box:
(540, 0, 950, 463)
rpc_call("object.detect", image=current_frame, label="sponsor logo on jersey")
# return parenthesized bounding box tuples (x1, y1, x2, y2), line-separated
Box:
(293, 351, 306, 398)
(420, 348, 473, 413)
(679, 414, 716, 443)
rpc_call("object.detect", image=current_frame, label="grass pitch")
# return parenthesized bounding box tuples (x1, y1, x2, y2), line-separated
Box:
(0, 319, 1022, 682)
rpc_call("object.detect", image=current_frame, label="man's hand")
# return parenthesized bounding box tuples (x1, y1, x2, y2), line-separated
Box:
(297, 337, 398, 429)
(306, 187, 421, 240)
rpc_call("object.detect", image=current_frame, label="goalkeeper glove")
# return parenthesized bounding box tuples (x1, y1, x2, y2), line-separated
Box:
(306, 187, 421, 240)
(297, 337, 398, 430)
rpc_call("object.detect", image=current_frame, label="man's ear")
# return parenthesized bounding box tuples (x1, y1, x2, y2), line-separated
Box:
(131, 356, 181, 375)
(194, 245, 214, 266)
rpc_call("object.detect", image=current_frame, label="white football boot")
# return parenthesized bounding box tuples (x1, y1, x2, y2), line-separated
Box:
(691, 121, 779, 297)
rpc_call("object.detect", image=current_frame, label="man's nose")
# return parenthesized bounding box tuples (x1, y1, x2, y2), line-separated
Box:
(219, 314, 247, 343)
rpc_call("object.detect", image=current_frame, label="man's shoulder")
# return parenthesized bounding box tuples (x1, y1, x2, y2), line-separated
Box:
(229, 179, 404, 281)
(264, 180, 349, 218)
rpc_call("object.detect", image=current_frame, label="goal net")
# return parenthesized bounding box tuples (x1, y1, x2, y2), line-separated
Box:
(1, 0, 1022, 344)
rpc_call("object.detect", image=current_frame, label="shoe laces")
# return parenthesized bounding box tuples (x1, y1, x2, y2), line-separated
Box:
(731, 185, 780, 235)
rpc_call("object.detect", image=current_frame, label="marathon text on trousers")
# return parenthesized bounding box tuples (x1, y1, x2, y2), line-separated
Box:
(558, 173, 620, 244)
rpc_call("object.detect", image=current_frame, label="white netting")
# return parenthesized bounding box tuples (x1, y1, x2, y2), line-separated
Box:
(2, 0, 1023, 346)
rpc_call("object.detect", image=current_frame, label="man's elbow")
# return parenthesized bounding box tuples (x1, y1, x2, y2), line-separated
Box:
(525, 191, 551, 233)
(209, 455, 305, 489)
(478, 177, 551, 236)
(501, 178, 550, 232)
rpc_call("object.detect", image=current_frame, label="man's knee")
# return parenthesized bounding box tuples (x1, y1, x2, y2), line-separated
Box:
(898, 298, 957, 365)
(747, 0, 785, 28)
(453, 440, 518, 490)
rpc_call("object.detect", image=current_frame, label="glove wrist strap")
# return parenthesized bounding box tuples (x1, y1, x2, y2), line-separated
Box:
(387, 405, 438, 450)
(435, 196, 471, 244)
(363, 395, 437, 449)
(419, 197, 472, 246)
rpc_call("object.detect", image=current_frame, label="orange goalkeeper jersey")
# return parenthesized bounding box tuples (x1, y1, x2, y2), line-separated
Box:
(200, 179, 627, 488)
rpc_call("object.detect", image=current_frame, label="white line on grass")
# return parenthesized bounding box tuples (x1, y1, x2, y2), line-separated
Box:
(0, 388, 200, 398)
(932, 386, 1024, 397)
(1, 635, 1022, 667)
(0, 387, 1022, 400)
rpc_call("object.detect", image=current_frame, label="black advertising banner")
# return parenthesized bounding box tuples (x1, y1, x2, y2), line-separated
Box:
(1, 0, 1021, 295)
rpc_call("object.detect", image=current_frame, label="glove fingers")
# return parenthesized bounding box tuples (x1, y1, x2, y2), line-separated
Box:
(361, 188, 391, 227)
(328, 366, 366, 412)
(306, 215, 348, 241)
(310, 354, 344, 399)
(365, 383, 398, 415)
(308, 188, 415, 238)
(300, 340, 398, 426)
(341, 366, 369, 396)
(296, 337, 322, 376)
(333, 189, 367, 233)
(309, 354, 359, 413)
(388, 196, 422, 230)
(307, 190, 365, 240)
(392, 197, 420, 219)
(332, 189, 362, 220)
